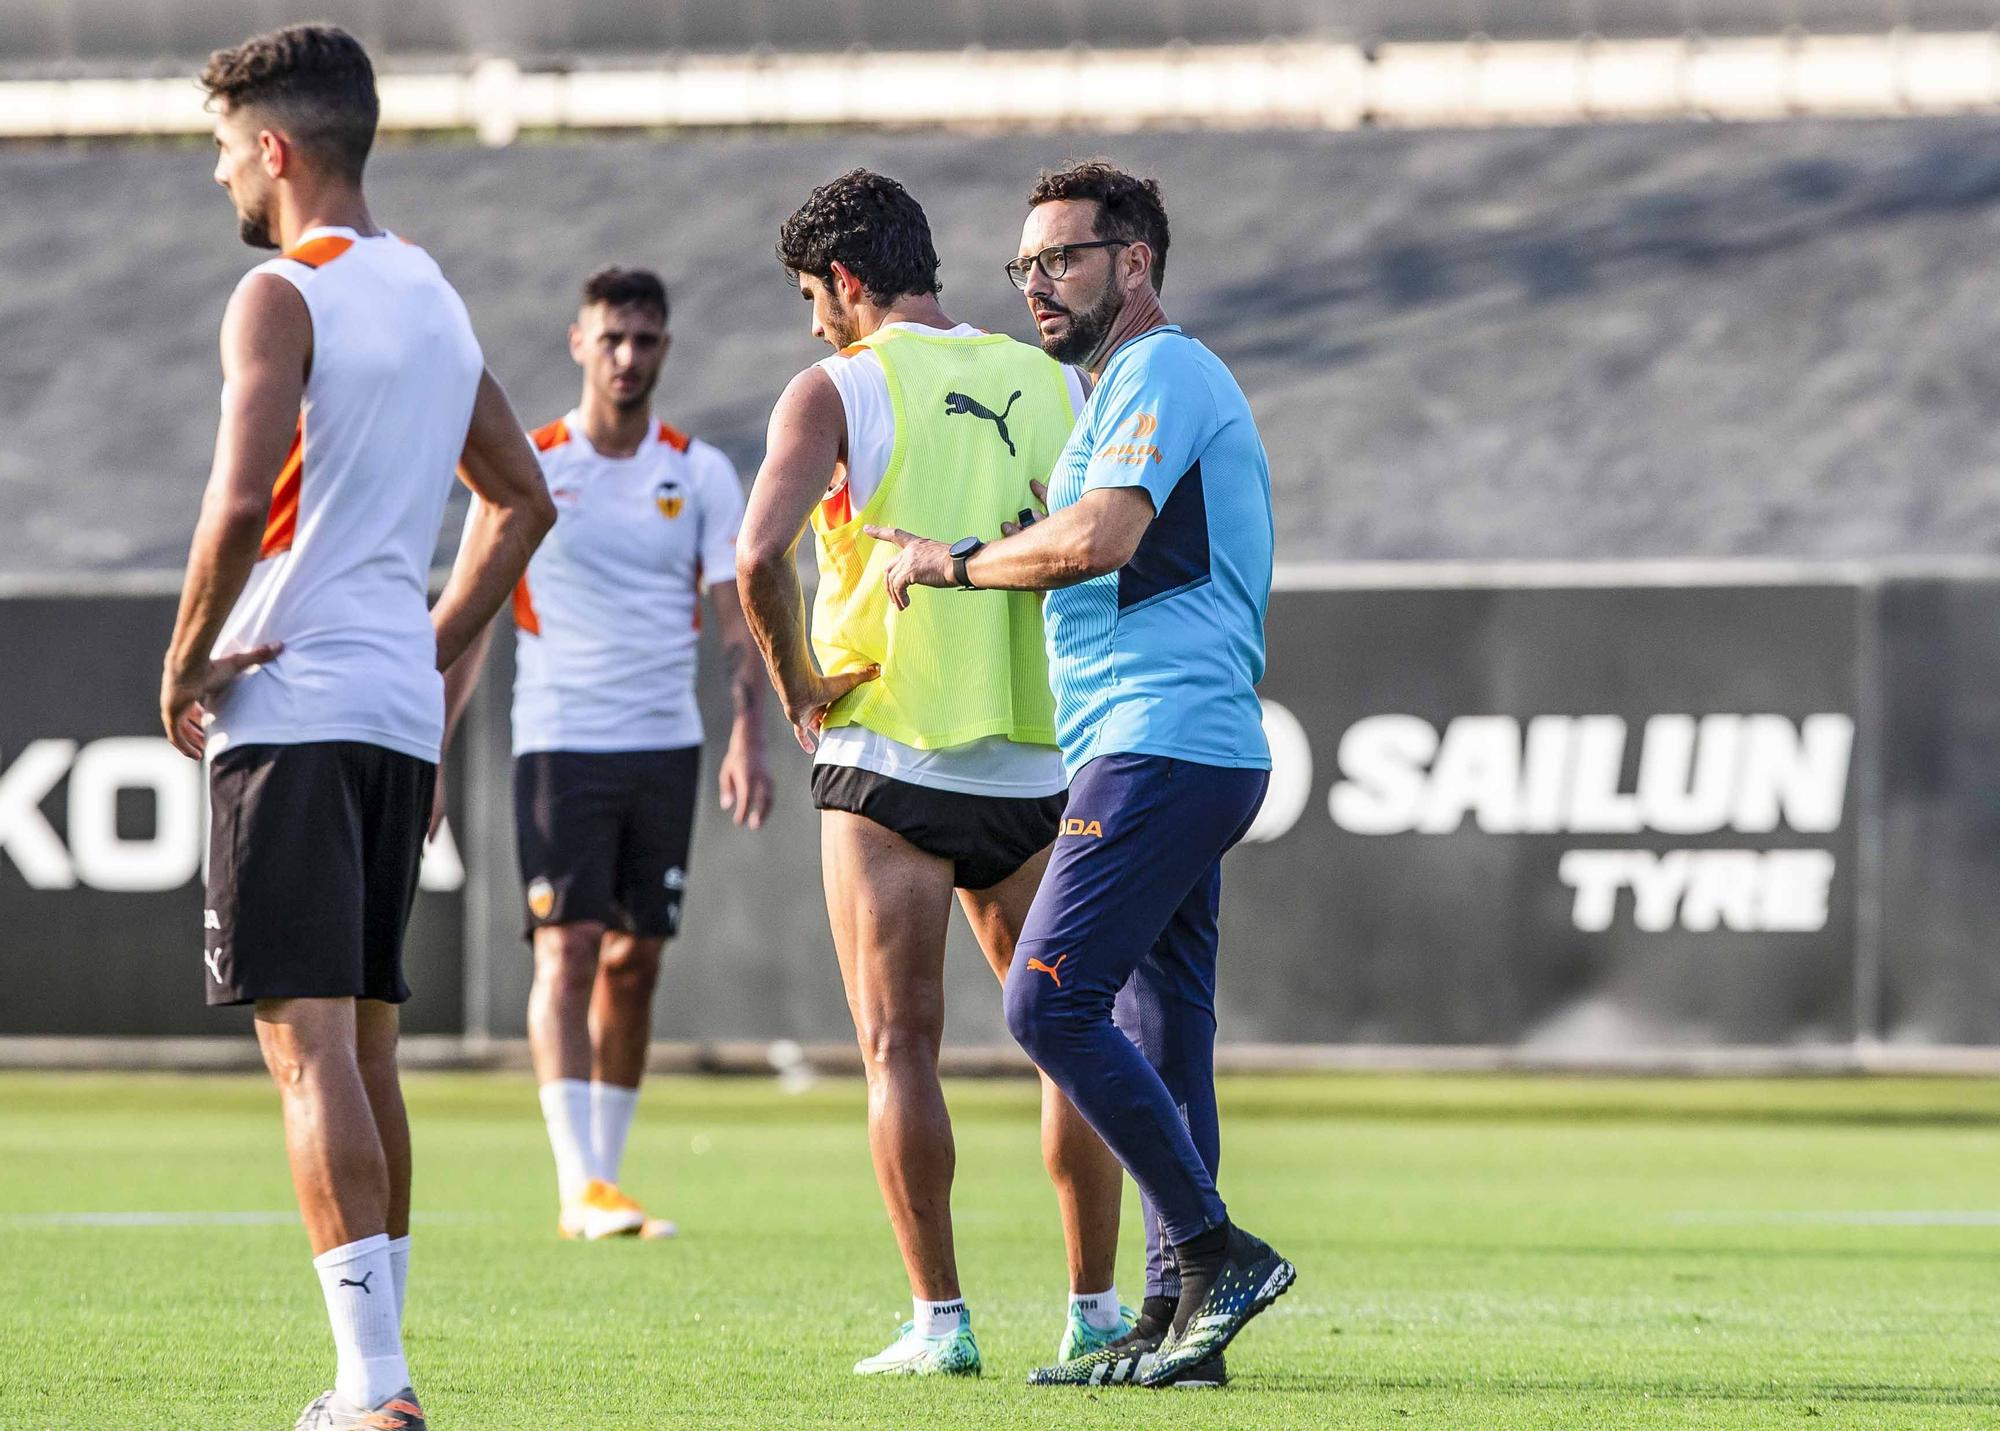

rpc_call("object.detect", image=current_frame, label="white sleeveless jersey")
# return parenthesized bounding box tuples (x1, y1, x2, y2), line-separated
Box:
(208, 227, 483, 765)
(506, 412, 745, 756)
(810, 322, 1082, 798)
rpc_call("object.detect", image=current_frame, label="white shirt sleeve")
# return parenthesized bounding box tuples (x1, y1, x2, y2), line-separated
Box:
(816, 348, 896, 511)
(693, 442, 746, 588)
(1063, 363, 1090, 418)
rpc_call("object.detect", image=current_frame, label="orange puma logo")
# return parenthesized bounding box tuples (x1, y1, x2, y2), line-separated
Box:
(1026, 954, 1067, 987)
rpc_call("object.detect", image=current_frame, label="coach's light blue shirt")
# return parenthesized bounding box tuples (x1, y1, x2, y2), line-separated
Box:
(1042, 325, 1274, 778)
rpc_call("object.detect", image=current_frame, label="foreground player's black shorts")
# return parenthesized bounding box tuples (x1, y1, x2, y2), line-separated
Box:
(811, 764, 1065, 891)
(204, 741, 435, 1006)
(514, 746, 701, 940)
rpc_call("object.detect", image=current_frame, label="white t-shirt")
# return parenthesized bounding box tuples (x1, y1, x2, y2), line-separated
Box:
(505, 411, 745, 755)
(209, 226, 483, 765)
(810, 323, 1084, 798)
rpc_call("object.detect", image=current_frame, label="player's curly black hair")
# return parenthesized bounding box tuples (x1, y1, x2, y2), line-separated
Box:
(1028, 160, 1170, 293)
(199, 24, 378, 182)
(776, 169, 942, 302)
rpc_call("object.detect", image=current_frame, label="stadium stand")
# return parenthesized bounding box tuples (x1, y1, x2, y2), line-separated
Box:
(6, 0, 2000, 76)
(5, 116, 2000, 576)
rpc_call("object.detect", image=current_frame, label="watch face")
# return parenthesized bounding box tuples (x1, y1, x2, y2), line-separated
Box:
(949, 536, 983, 559)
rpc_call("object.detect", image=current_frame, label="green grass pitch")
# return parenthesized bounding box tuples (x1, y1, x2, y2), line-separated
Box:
(4, 1071, 2000, 1427)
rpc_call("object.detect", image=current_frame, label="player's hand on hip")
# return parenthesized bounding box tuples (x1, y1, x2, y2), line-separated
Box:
(159, 643, 281, 759)
(719, 737, 776, 829)
(783, 665, 879, 754)
(864, 525, 954, 610)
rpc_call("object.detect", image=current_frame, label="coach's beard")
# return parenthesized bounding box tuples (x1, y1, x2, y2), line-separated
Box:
(1039, 283, 1123, 367)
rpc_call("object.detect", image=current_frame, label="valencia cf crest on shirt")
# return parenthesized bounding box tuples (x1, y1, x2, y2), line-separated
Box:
(655, 480, 686, 519)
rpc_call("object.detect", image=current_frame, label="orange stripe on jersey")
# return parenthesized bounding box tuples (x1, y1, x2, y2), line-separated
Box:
(283, 235, 354, 269)
(819, 457, 854, 527)
(657, 420, 692, 453)
(531, 418, 571, 453)
(834, 342, 868, 360)
(513, 576, 541, 635)
(260, 417, 305, 559)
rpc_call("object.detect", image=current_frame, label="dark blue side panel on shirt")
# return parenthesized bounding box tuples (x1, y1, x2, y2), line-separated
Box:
(1117, 460, 1211, 612)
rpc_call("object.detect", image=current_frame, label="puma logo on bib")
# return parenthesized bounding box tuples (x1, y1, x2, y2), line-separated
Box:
(944, 389, 1022, 457)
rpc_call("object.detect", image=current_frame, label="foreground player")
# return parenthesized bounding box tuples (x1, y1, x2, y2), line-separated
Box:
(162, 26, 553, 1430)
(442, 266, 771, 1241)
(873, 161, 1294, 1387)
(738, 169, 1129, 1375)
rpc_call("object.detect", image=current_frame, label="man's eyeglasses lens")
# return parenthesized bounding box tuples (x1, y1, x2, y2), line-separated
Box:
(1006, 240, 1126, 290)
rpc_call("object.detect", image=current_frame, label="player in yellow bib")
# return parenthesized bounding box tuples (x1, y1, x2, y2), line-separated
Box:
(738, 170, 1129, 1376)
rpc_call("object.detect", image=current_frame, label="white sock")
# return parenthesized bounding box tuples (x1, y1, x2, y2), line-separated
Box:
(590, 1081, 641, 1187)
(914, 1296, 968, 1338)
(387, 1235, 411, 1327)
(1071, 1287, 1124, 1332)
(313, 1234, 409, 1408)
(540, 1079, 597, 1203)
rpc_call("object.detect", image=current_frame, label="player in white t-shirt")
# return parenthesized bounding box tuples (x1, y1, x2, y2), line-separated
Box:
(443, 267, 772, 1243)
(161, 26, 553, 1431)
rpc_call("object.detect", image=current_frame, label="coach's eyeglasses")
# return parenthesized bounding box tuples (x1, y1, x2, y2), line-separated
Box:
(1005, 239, 1130, 289)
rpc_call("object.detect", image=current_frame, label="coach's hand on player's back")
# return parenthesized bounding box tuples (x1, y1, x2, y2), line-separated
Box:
(866, 526, 955, 610)
(783, 664, 880, 754)
(159, 643, 282, 759)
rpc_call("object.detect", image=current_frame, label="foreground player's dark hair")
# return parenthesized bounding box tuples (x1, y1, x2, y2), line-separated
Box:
(582, 266, 669, 324)
(1029, 160, 1170, 293)
(777, 169, 942, 302)
(200, 25, 379, 183)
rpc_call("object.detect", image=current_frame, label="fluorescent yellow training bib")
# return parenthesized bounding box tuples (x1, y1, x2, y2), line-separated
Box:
(810, 328, 1072, 749)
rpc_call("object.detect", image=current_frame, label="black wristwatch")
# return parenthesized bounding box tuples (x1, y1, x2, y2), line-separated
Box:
(949, 536, 985, 590)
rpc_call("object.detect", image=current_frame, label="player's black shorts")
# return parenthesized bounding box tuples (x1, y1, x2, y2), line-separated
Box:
(204, 741, 435, 1007)
(811, 764, 1065, 891)
(514, 747, 700, 940)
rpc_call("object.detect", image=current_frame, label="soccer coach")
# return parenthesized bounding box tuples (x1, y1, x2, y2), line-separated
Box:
(870, 161, 1294, 1387)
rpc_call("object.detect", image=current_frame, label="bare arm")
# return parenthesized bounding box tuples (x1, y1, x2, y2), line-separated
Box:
(707, 579, 774, 827)
(159, 274, 305, 757)
(424, 603, 496, 838)
(434, 370, 556, 672)
(867, 485, 1156, 610)
(440, 609, 494, 748)
(736, 367, 877, 751)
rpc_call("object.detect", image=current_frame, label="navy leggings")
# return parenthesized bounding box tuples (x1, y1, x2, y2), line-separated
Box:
(1005, 752, 1267, 1264)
